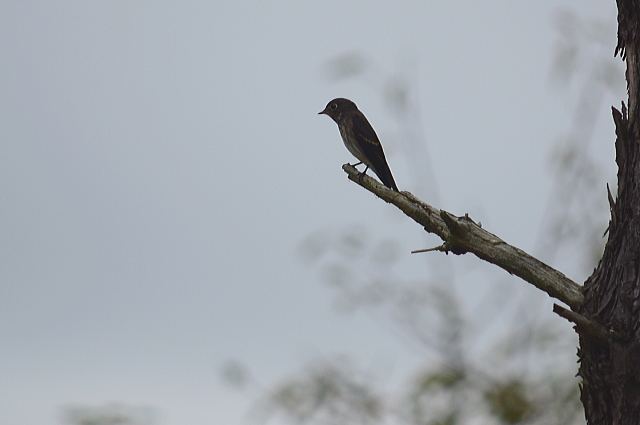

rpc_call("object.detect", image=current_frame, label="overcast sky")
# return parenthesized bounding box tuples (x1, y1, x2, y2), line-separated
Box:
(0, 2, 619, 424)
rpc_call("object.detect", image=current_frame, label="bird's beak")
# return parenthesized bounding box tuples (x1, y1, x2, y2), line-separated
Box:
(318, 110, 326, 115)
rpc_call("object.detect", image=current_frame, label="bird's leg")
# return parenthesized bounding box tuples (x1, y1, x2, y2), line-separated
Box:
(358, 166, 369, 184)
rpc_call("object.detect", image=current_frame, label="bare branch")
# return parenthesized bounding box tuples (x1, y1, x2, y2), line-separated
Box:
(553, 304, 618, 345)
(342, 164, 584, 310)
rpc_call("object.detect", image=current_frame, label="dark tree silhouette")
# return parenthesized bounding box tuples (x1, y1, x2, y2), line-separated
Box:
(577, 2, 640, 423)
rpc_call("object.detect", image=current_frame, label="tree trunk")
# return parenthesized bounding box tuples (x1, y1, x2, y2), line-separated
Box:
(578, 1, 640, 423)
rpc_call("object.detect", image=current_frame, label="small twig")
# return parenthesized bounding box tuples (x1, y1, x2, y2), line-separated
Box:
(411, 244, 447, 254)
(552, 304, 616, 345)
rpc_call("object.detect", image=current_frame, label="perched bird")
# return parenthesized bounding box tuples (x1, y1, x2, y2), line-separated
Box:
(319, 98, 398, 191)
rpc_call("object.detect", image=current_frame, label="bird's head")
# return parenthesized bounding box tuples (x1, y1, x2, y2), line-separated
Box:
(318, 98, 357, 123)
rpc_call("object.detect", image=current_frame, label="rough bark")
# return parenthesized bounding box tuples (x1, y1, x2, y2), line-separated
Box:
(577, 1, 640, 423)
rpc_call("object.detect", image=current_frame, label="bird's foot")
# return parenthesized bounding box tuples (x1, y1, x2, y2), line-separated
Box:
(357, 165, 369, 184)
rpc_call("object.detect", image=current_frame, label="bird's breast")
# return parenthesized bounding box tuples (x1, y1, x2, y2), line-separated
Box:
(339, 123, 369, 166)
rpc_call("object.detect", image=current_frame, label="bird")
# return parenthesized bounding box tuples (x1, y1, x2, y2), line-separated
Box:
(319, 98, 398, 191)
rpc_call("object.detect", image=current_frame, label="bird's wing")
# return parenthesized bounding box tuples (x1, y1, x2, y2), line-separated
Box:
(351, 112, 387, 170)
(351, 111, 398, 191)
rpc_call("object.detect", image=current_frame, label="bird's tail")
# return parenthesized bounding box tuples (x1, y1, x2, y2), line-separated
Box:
(374, 166, 398, 191)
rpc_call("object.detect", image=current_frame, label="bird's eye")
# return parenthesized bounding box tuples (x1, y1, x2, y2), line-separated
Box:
(330, 103, 337, 110)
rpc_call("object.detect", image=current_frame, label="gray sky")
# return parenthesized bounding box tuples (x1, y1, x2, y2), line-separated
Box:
(0, 2, 619, 424)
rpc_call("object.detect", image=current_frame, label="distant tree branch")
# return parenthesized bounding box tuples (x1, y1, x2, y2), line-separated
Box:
(342, 163, 584, 310)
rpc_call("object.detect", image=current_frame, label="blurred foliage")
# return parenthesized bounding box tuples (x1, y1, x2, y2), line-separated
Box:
(322, 52, 369, 81)
(254, 355, 582, 425)
(62, 404, 156, 425)
(485, 381, 533, 424)
(258, 217, 584, 424)
(221, 359, 251, 390)
(256, 359, 382, 425)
